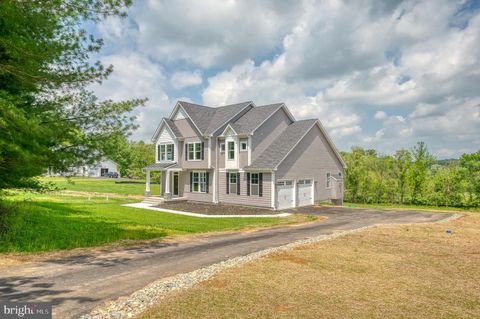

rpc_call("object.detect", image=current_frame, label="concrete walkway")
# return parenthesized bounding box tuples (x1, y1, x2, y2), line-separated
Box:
(0, 207, 455, 318)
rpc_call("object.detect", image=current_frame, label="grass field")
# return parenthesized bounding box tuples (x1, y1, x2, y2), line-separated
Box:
(41, 177, 160, 196)
(0, 192, 310, 253)
(141, 213, 480, 319)
(341, 201, 478, 212)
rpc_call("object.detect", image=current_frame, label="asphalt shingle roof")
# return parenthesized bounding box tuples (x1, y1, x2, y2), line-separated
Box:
(246, 119, 317, 169)
(230, 103, 284, 134)
(178, 101, 252, 135)
(163, 118, 183, 137)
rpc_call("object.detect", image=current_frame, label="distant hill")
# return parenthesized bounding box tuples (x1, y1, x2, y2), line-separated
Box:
(437, 158, 459, 166)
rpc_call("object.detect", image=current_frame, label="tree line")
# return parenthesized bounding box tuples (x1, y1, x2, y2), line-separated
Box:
(341, 142, 480, 208)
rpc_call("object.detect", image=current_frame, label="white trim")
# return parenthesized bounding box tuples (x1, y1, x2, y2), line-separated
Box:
(271, 171, 276, 209)
(293, 178, 297, 207)
(191, 171, 207, 193)
(247, 136, 252, 165)
(219, 123, 239, 137)
(123, 203, 291, 218)
(250, 104, 296, 135)
(240, 140, 248, 152)
(213, 169, 218, 204)
(152, 118, 178, 143)
(249, 172, 260, 196)
(186, 142, 203, 161)
(207, 137, 211, 168)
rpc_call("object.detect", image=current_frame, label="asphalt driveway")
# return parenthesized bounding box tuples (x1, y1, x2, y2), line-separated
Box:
(0, 207, 455, 318)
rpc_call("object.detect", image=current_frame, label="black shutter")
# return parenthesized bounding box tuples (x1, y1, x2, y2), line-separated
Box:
(246, 173, 250, 196)
(171, 144, 175, 161)
(206, 172, 209, 193)
(157, 145, 161, 161)
(226, 172, 229, 194)
(237, 172, 240, 195)
(190, 172, 193, 192)
(201, 142, 205, 160)
(185, 143, 188, 161)
(259, 173, 263, 197)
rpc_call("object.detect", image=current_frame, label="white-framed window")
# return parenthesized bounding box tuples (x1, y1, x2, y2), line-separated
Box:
(187, 142, 202, 161)
(220, 143, 225, 152)
(227, 141, 235, 160)
(229, 173, 237, 194)
(276, 180, 293, 186)
(240, 141, 248, 151)
(326, 172, 331, 189)
(192, 171, 206, 193)
(298, 179, 312, 185)
(250, 173, 259, 196)
(159, 144, 174, 161)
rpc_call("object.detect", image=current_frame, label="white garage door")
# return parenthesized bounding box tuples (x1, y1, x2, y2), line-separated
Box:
(297, 179, 313, 207)
(276, 181, 294, 210)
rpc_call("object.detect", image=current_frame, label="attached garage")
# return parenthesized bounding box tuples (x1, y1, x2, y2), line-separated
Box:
(275, 180, 294, 210)
(296, 179, 313, 206)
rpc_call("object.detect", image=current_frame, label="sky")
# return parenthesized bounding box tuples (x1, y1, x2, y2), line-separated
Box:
(90, 0, 480, 158)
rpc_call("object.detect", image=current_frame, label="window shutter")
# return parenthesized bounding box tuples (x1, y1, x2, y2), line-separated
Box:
(201, 142, 205, 160)
(226, 172, 229, 194)
(246, 173, 250, 196)
(157, 145, 161, 161)
(190, 172, 193, 192)
(185, 143, 188, 161)
(259, 173, 263, 197)
(172, 144, 175, 161)
(237, 172, 240, 195)
(206, 172, 209, 193)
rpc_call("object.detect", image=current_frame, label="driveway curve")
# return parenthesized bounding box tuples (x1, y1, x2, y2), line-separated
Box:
(0, 207, 454, 318)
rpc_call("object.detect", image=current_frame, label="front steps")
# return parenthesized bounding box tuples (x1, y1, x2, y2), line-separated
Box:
(141, 196, 187, 206)
(141, 196, 164, 206)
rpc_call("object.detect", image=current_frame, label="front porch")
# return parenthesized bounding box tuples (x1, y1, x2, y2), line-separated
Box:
(143, 162, 185, 202)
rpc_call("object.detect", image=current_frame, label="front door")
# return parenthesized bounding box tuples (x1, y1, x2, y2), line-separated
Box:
(172, 172, 179, 196)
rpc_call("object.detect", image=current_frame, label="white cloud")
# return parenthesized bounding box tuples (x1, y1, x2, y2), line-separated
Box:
(170, 71, 203, 90)
(91, 0, 480, 157)
(374, 111, 387, 120)
(91, 52, 171, 141)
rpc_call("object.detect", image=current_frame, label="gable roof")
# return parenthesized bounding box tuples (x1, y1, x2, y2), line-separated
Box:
(245, 119, 346, 170)
(151, 118, 183, 142)
(246, 119, 317, 170)
(173, 101, 253, 136)
(229, 103, 284, 135)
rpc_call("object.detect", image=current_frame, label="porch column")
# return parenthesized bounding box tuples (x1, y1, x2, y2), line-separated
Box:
(164, 170, 171, 200)
(145, 170, 151, 196)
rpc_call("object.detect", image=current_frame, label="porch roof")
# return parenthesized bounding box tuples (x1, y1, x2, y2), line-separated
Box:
(143, 162, 177, 171)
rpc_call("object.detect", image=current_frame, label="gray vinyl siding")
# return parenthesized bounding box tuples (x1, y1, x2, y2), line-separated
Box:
(218, 172, 272, 207)
(251, 109, 293, 161)
(182, 170, 213, 203)
(181, 137, 209, 169)
(174, 118, 199, 137)
(276, 125, 344, 201)
(239, 150, 248, 167)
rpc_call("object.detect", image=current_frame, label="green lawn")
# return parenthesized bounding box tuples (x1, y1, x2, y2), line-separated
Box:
(342, 201, 479, 212)
(0, 192, 310, 253)
(41, 177, 160, 196)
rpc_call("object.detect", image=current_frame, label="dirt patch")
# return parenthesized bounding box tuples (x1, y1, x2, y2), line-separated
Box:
(156, 201, 280, 215)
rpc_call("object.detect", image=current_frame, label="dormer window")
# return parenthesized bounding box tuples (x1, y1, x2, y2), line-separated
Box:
(227, 141, 235, 160)
(158, 144, 174, 161)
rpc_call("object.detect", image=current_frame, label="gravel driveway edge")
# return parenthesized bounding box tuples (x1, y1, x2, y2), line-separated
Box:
(80, 213, 461, 319)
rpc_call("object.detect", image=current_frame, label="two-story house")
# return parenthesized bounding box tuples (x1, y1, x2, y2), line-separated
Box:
(143, 101, 345, 210)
